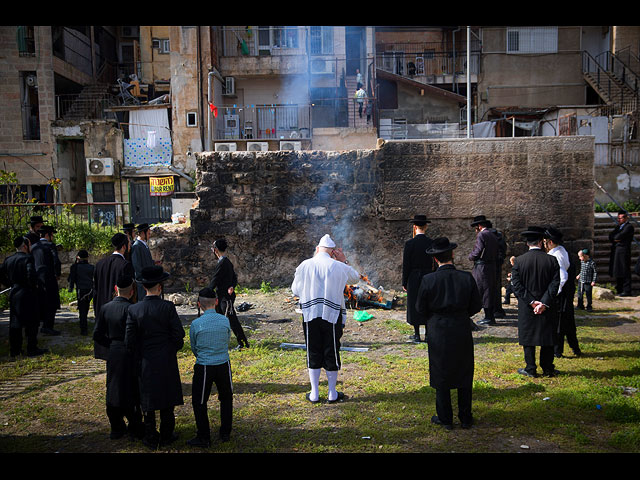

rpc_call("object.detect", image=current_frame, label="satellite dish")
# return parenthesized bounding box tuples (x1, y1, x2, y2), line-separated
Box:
(88, 159, 104, 174)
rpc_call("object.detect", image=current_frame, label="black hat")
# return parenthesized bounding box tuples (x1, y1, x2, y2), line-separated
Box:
(30, 215, 44, 224)
(544, 226, 564, 243)
(39, 225, 57, 234)
(213, 238, 228, 251)
(123, 223, 135, 232)
(136, 223, 150, 233)
(409, 214, 431, 226)
(470, 215, 490, 227)
(77, 249, 89, 259)
(520, 226, 545, 241)
(426, 237, 458, 255)
(138, 265, 170, 284)
(116, 275, 134, 289)
(198, 287, 217, 299)
(25, 232, 40, 246)
(111, 232, 129, 249)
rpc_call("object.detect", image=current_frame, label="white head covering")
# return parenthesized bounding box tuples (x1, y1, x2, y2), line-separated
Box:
(317, 234, 336, 249)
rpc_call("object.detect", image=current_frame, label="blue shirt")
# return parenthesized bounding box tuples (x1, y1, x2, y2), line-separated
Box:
(189, 309, 231, 366)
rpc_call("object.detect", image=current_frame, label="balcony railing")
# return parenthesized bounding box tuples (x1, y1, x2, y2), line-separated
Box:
(215, 103, 312, 140)
(55, 93, 115, 121)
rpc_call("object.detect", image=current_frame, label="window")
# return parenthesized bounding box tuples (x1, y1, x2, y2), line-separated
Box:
(258, 26, 298, 50)
(152, 38, 170, 54)
(186, 111, 197, 127)
(310, 26, 333, 54)
(507, 27, 558, 54)
(16, 26, 36, 56)
(20, 71, 40, 140)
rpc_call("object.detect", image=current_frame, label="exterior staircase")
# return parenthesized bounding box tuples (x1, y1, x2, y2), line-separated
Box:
(60, 83, 113, 120)
(583, 50, 639, 116)
(345, 75, 370, 128)
(592, 212, 640, 292)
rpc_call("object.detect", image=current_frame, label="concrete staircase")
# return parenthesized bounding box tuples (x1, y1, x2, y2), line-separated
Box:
(592, 212, 640, 291)
(61, 83, 113, 120)
(345, 76, 370, 128)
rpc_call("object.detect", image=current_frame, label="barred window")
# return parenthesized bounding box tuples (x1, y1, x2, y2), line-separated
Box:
(507, 27, 557, 54)
(310, 26, 334, 55)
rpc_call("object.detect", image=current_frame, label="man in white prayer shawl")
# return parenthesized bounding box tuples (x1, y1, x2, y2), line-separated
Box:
(291, 234, 361, 404)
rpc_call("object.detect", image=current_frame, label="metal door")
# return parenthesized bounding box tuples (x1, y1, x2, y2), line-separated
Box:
(130, 179, 172, 224)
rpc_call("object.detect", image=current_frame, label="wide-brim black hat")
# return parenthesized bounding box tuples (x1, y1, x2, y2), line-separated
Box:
(136, 223, 150, 232)
(409, 214, 431, 226)
(40, 225, 57, 234)
(426, 237, 457, 255)
(544, 226, 564, 243)
(123, 223, 135, 231)
(138, 265, 170, 284)
(520, 226, 546, 240)
(470, 215, 489, 227)
(30, 215, 44, 223)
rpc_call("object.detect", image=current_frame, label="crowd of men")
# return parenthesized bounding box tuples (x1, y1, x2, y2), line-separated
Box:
(1, 210, 636, 441)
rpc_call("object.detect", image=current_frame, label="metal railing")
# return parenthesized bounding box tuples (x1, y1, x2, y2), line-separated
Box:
(583, 51, 638, 114)
(55, 93, 115, 120)
(215, 103, 313, 140)
(596, 51, 640, 99)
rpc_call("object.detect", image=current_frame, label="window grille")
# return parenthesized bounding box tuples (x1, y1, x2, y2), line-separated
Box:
(507, 27, 557, 54)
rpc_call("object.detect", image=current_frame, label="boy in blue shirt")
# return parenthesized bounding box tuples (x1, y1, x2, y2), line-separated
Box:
(187, 287, 233, 447)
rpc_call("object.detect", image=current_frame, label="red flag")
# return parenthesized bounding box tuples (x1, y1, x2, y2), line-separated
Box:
(208, 103, 218, 118)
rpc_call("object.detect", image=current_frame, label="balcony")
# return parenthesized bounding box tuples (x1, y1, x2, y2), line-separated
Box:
(214, 103, 312, 141)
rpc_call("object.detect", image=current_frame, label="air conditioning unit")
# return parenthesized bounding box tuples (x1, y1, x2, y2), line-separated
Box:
(310, 58, 335, 74)
(223, 76, 235, 96)
(86, 158, 114, 176)
(214, 143, 237, 152)
(280, 141, 302, 151)
(247, 142, 269, 152)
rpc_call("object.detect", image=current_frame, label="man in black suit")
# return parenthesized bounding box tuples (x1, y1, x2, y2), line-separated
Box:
(510, 226, 561, 378)
(93, 233, 135, 360)
(31, 226, 62, 336)
(125, 265, 184, 450)
(416, 237, 482, 430)
(68, 249, 94, 336)
(131, 223, 156, 301)
(1, 236, 48, 357)
(609, 211, 635, 296)
(208, 238, 249, 348)
(469, 215, 499, 326)
(402, 215, 435, 343)
(93, 275, 144, 440)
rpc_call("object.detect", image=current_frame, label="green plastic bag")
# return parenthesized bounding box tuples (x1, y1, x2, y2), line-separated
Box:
(353, 310, 373, 322)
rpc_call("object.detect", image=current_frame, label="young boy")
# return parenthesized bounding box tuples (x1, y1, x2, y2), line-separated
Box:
(187, 287, 233, 447)
(68, 249, 94, 335)
(503, 256, 517, 304)
(577, 249, 597, 311)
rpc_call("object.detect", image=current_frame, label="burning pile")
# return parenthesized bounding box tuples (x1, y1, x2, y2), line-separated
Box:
(344, 275, 393, 310)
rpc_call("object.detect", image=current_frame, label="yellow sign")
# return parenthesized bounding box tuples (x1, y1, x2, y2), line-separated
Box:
(149, 176, 174, 196)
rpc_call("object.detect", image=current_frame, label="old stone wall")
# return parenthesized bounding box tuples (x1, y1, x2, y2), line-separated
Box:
(154, 136, 595, 291)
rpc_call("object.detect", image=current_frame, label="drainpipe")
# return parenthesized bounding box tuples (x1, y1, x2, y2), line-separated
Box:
(207, 70, 214, 151)
(467, 26, 471, 138)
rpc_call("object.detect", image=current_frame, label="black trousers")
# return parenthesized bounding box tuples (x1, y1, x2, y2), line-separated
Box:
(302, 317, 343, 371)
(106, 404, 143, 438)
(217, 298, 249, 347)
(523, 345, 555, 374)
(435, 387, 472, 425)
(77, 288, 92, 333)
(616, 275, 632, 295)
(143, 407, 175, 445)
(577, 282, 593, 308)
(192, 362, 233, 440)
(9, 323, 39, 356)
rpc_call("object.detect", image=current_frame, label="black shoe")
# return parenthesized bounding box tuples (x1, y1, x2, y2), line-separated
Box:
(142, 437, 159, 450)
(542, 369, 560, 378)
(618, 292, 632, 297)
(586, 307, 593, 312)
(460, 419, 473, 429)
(431, 415, 453, 430)
(219, 433, 231, 443)
(26, 348, 49, 357)
(187, 436, 210, 448)
(160, 432, 179, 447)
(554, 353, 563, 358)
(477, 319, 497, 326)
(409, 334, 421, 343)
(576, 305, 584, 310)
(328, 391, 345, 404)
(40, 327, 61, 336)
(305, 393, 320, 404)
(572, 349, 582, 357)
(517, 368, 538, 378)
(110, 429, 127, 440)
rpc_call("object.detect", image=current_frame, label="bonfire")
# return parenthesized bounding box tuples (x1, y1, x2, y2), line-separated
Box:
(344, 275, 393, 310)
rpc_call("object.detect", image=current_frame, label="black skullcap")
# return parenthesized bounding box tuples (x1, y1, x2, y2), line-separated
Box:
(77, 249, 89, 259)
(198, 287, 217, 299)
(116, 275, 134, 289)
(111, 232, 129, 249)
(13, 236, 27, 249)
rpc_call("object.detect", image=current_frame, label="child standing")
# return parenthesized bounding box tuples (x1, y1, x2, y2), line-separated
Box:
(503, 256, 517, 304)
(68, 249, 94, 335)
(577, 249, 597, 311)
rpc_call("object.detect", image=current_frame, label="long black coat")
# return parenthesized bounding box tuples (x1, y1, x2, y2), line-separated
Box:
(0, 252, 39, 329)
(469, 228, 499, 310)
(93, 253, 135, 360)
(609, 222, 634, 278)
(93, 296, 140, 408)
(131, 239, 154, 300)
(31, 239, 61, 312)
(208, 256, 238, 307)
(510, 248, 561, 346)
(125, 295, 184, 412)
(415, 264, 482, 389)
(402, 234, 435, 326)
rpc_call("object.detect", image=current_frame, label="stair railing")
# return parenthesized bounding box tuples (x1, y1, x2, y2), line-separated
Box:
(583, 51, 629, 112)
(596, 51, 640, 100)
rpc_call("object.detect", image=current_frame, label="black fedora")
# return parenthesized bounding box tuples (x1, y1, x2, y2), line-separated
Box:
(409, 214, 431, 226)
(123, 223, 135, 232)
(138, 265, 170, 284)
(426, 237, 458, 255)
(520, 226, 546, 241)
(30, 215, 44, 224)
(544, 226, 564, 243)
(136, 223, 150, 233)
(470, 215, 490, 227)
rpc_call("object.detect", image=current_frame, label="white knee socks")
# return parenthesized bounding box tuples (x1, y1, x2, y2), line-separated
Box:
(308, 368, 321, 402)
(326, 370, 338, 401)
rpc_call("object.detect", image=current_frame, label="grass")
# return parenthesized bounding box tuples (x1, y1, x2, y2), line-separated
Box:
(0, 293, 639, 454)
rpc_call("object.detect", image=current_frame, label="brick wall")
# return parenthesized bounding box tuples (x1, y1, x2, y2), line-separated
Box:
(154, 136, 594, 291)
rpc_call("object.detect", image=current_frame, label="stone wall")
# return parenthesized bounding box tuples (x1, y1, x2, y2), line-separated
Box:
(154, 136, 595, 291)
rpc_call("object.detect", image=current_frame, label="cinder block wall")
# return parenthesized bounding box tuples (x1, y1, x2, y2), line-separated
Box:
(154, 136, 595, 291)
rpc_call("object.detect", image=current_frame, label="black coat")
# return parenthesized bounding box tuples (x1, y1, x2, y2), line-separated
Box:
(415, 264, 482, 389)
(469, 228, 499, 309)
(208, 256, 238, 302)
(30, 239, 61, 312)
(93, 253, 135, 360)
(510, 248, 561, 346)
(131, 239, 154, 300)
(609, 222, 634, 278)
(402, 234, 435, 326)
(125, 295, 184, 412)
(68, 261, 94, 295)
(93, 296, 140, 408)
(0, 252, 39, 329)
